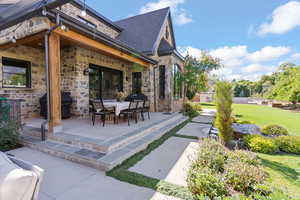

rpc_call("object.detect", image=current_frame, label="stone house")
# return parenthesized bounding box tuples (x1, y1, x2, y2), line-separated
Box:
(0, 0, 185, 132)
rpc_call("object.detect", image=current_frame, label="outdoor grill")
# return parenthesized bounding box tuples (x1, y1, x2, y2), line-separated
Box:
(39, 92, 73, 119)
(125, 93, 148, 102)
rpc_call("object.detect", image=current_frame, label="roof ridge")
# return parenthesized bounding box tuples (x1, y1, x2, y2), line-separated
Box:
(115, 7, 170, 23)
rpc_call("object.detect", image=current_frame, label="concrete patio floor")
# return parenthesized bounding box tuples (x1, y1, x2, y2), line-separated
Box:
(8, 148, 181, 200)
(25, 112, 176, 141)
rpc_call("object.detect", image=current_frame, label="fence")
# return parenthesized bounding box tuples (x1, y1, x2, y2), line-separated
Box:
(0, 98, 24, 127)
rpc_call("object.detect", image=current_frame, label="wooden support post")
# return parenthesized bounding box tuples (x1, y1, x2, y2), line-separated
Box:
(48, 33, 61, 132)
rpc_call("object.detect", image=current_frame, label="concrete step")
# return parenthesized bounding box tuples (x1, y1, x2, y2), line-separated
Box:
(21, 115, 188, 171)
(47, 113, 184, 154)
(98, 115, 188, 171)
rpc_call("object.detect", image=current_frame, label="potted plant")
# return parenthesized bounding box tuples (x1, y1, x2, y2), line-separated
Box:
(116, 91, 126, 102)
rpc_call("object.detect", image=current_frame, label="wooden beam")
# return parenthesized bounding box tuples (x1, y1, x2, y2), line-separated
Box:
(54, 28, 151, 67)
(0, 32, 45, 49)
(48, 32, 61, 132)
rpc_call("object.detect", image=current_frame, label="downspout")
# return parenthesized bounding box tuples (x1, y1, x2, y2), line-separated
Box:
(41, 12, 61, 140)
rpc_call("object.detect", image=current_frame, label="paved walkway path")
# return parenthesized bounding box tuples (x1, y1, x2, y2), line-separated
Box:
(8, 148, 180, 200)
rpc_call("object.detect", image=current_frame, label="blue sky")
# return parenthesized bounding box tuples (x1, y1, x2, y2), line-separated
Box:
(86, 0, 300, 80)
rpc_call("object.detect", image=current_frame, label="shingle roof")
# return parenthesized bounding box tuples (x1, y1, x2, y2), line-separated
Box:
(0, 0, 71, 31)
(115, 7, 170, 55)
(157, 38, 175, 56)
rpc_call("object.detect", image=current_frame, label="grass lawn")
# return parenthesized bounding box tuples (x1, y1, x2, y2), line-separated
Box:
(201, 103, 300, 136)
(202, 103, 300, 198)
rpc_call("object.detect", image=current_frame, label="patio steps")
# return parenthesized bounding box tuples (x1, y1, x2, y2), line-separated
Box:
(47, 113, 185, 154)
(21, 114, 188, 171)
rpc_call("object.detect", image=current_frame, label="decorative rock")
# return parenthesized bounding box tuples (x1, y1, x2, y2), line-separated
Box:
(232, 123, 261, 139)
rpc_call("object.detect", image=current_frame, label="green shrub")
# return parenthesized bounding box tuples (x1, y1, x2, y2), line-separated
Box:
(215, 81, 233, 146)
(187, 167, 228, 199)
(194, 138, 229, 173)
(275, 136, 300, 154)
(0, 121, 20, 151)
(227, 150, 260, 166)
(182, 101, 202, 118)
(244, 135, 279, 154)
(224, 161, 265, 193)
(262, 125, 289, 137)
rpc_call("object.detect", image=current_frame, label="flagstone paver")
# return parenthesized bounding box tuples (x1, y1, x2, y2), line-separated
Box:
(177, 122, 212, 138)
(201, 109, 216, 117)
(191, 115, 215, 124)
(129, 137, 198, 186)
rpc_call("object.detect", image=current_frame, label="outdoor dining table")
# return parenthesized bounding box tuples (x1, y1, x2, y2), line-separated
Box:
(102, 101, 130, 116)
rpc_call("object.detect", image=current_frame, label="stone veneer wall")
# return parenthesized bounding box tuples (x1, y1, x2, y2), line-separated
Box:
(61, 46, 154, 117)
(151, 54, 184, 113)
(0, 45, 46, 118)
(0, 17, 50, 45)
(59, 3, 119, 39)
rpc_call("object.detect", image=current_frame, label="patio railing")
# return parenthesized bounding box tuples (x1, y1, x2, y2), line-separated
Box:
(0, 98, 24, 127)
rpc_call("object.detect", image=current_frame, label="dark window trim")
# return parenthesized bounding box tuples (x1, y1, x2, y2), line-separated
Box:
(173, 64, 182, 99)
(89, 64, 123, 99)
(2, 57, 31, 88)
(132, 72, 142, 94)
(159, 65, 166, 99)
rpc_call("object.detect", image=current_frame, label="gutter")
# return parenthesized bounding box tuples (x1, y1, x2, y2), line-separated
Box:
(0, 0, 72, 31)
(46, 10, 158, 65)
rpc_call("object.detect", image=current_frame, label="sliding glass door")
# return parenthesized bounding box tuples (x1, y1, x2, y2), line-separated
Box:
(89, 64, 123, 100)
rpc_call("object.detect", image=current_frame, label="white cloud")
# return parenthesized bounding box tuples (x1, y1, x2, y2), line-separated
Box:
(139, 0, 192, 25)
(258, 1, 300, 35)
(247, 46, 291, 62)
(290, 53, 300, 61)
(242, 64, 276, 74)
(180, 45, 290, 81)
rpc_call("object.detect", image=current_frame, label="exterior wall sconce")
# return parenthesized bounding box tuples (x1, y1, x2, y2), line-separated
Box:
(83, 68, 91, 76)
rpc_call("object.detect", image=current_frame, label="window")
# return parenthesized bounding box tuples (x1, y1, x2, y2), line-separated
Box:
(173, 64, 182, 99)
(159, 65, 165, 99)
(166, 27, 169, 40)
(2, 57, 31, 88)
(132, 72, 142, 94)
(77, 16, 97, 29)
(89, 65, 123, 100)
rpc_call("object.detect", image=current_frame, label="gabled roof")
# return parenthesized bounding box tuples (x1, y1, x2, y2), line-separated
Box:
(0, 0, 72, 31)
(157, 38, 175, 56)
(115, 7, 173, 55)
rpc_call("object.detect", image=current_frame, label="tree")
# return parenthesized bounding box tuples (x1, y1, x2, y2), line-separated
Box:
(181, 52, 222, 100)
(215, 81, 233, 147)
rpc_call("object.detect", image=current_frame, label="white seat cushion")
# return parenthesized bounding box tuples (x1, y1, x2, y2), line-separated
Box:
(0, 152, 38, 200)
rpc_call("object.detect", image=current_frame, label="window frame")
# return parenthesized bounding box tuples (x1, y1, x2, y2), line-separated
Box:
(2, 57, 31, 88)
(159, 65, 166, 99)
(132, 72, 142, 94)
(89, 64, 123, 100)
(173, 64, 183, 99)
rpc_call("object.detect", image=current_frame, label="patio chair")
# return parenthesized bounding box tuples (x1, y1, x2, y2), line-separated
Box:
(91, 99, 116, 127)
(119, 100, 140, 126)
(0, 152, 44, 200)
(141, 100, 151, 120)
